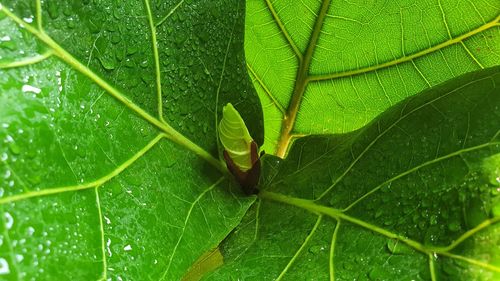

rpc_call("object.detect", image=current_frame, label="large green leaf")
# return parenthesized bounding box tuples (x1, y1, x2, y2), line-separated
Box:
(245, 0, 500, 156)
(0, 0, 263, 279)
(208, 67, 500, 280)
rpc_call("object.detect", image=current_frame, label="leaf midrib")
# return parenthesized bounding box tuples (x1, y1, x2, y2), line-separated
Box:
(275, 0, 332, 158)
(259, 190, 500, 273)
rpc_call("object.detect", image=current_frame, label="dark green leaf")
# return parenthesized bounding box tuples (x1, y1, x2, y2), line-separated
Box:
(209, 67, 500, 280)
(0, 0, 262, 279)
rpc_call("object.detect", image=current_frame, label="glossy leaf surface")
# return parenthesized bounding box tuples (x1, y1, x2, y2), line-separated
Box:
(0, 0, 263, 279)
(209, 67, 500, 280)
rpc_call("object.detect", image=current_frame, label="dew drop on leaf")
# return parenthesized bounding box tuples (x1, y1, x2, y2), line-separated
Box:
(3, 169, 10, 179)
(447, 221, 460, 232)
(0, 258, 10, 275)
(308, 245, 323, 254)
(386, 239, 413, 255)
(465, 197, 488, 228)
(8, 142, 20, 155)
(47, 1, 59, 19)
(3, 212, 13, 230)
(368, 267, 385, 280)
(98, 56, 116, 70)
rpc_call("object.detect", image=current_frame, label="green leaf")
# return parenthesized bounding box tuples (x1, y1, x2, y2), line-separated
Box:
(0, 0, 262, 279)
(245, 0, 500, 156)
(208, 67, 500, 280)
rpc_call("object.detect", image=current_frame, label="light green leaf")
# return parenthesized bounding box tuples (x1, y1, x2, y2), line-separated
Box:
(0, 0, 263, 279)
(245, 0, 500, 156)
(208, 67, 500, 280)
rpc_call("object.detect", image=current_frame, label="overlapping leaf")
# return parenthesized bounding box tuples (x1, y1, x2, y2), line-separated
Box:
(0, 0, 263, 279)
(245, 0, 500, 155)
(209, 68, 500, 280)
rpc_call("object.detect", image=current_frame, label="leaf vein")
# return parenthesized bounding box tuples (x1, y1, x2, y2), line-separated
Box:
(0, 51, 53, 69)
(316, 74, 496, 200)
(160, 177, 224, 280)
(155, 0, 186, 27)
(265, 0, 303, 61)
(329, 219, 340, 281)
(0, 134, 164, 205)
(0, 5, 224, 171)
(247, 63, 286, 113)
(309, 14, 499, 82)
(95, 188, 108, 281)
(343, 142, 500, 211)
(143, 0, 165, 121)
(275, 215, 322, 281)
(439, 252, 500, 273)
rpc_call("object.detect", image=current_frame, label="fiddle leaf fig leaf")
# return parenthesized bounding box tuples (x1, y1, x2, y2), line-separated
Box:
(0, 0, 263, 280)
(208, 67, 500, 280)
(1, 0, 499, 280)
(245, 0, 500, 156)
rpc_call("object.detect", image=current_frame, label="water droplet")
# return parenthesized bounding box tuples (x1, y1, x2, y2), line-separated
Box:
(368, 267, 385, 280)
(386, 240, 412, 254)
(308, 245, 323, 254)
(27, 174, 41, 185)
(110, 33, 121, 44)
(47, 1, 59, 19)
(429, 214, 438, 225)
(0, 258, 9, 275)
(123, 244, 132, 251)
(447, 221, 460, 232)
(106, 239, 112, 257)
(8, 143, 20, 155)
(4, 213, 13, 230)
(98, 56, 116, 70)
(27, 226, 35, 236)
(140, 60, 149, 68)
(21, 85, 41, 94)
